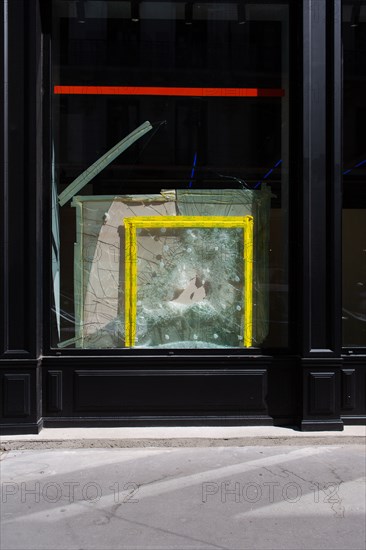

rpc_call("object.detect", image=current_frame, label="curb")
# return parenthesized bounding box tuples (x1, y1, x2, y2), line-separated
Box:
(1, 435, 365, 450)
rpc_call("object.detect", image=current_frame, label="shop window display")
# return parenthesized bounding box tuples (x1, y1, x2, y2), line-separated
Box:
(51, 1, 291, 349)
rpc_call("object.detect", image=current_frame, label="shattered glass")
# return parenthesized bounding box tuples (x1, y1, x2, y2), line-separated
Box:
(176, 188, 272, 345)
(66, 188, 270, 349)
(70, 193, 176, 348)
(133, 225, 245, 348)
(51, 1, 290, 350)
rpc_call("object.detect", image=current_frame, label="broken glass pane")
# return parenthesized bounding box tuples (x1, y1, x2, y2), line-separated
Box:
(66, 188, 269, 349)
(70, 193, 176, 348)
(125, 218, 252, 348)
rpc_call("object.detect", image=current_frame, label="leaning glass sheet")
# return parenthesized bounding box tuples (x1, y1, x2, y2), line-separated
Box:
(70, 194, 176, 348)
(176, 188, 271, 345)
(124, 216, 253, 349)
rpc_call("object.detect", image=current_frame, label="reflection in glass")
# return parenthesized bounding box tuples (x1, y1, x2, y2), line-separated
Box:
(342, 1, 366, 347)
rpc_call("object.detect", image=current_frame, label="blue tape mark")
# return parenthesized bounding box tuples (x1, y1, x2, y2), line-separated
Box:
(188, 152, 197, 188)
(343, 158, 366, 175)
(263, 168, 274, 180)
(254, 159, 282, 189)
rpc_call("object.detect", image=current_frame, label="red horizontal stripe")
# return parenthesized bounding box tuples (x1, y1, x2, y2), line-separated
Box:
(54, 85, 285, 97)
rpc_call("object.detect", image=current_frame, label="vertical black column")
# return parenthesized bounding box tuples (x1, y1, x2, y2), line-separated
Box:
(0, 0, 43, 433)
(300, 0, 343, 430)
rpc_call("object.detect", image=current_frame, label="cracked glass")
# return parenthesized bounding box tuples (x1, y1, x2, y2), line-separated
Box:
(51, 1, 291, 349)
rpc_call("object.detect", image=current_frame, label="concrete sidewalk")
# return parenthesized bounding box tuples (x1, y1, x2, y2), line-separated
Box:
(1, 425, 365, 450)
(1, 443, 365, 549)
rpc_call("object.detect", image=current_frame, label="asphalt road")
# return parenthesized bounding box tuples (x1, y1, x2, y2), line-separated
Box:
(1, 445, 365, 550)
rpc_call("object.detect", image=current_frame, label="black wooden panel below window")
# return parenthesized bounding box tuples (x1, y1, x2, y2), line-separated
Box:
(309, 372, 336, 416)
(3, 374, 30, 417)
(47, 370, 63, 413)
(341, 369, 356, 410)
(74, 370, 268, 414)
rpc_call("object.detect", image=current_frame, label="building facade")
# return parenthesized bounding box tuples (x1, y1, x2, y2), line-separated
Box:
(1, 0, 365, 434)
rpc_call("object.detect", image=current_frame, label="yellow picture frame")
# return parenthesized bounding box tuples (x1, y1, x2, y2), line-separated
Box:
(124, 215, 254, 348)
